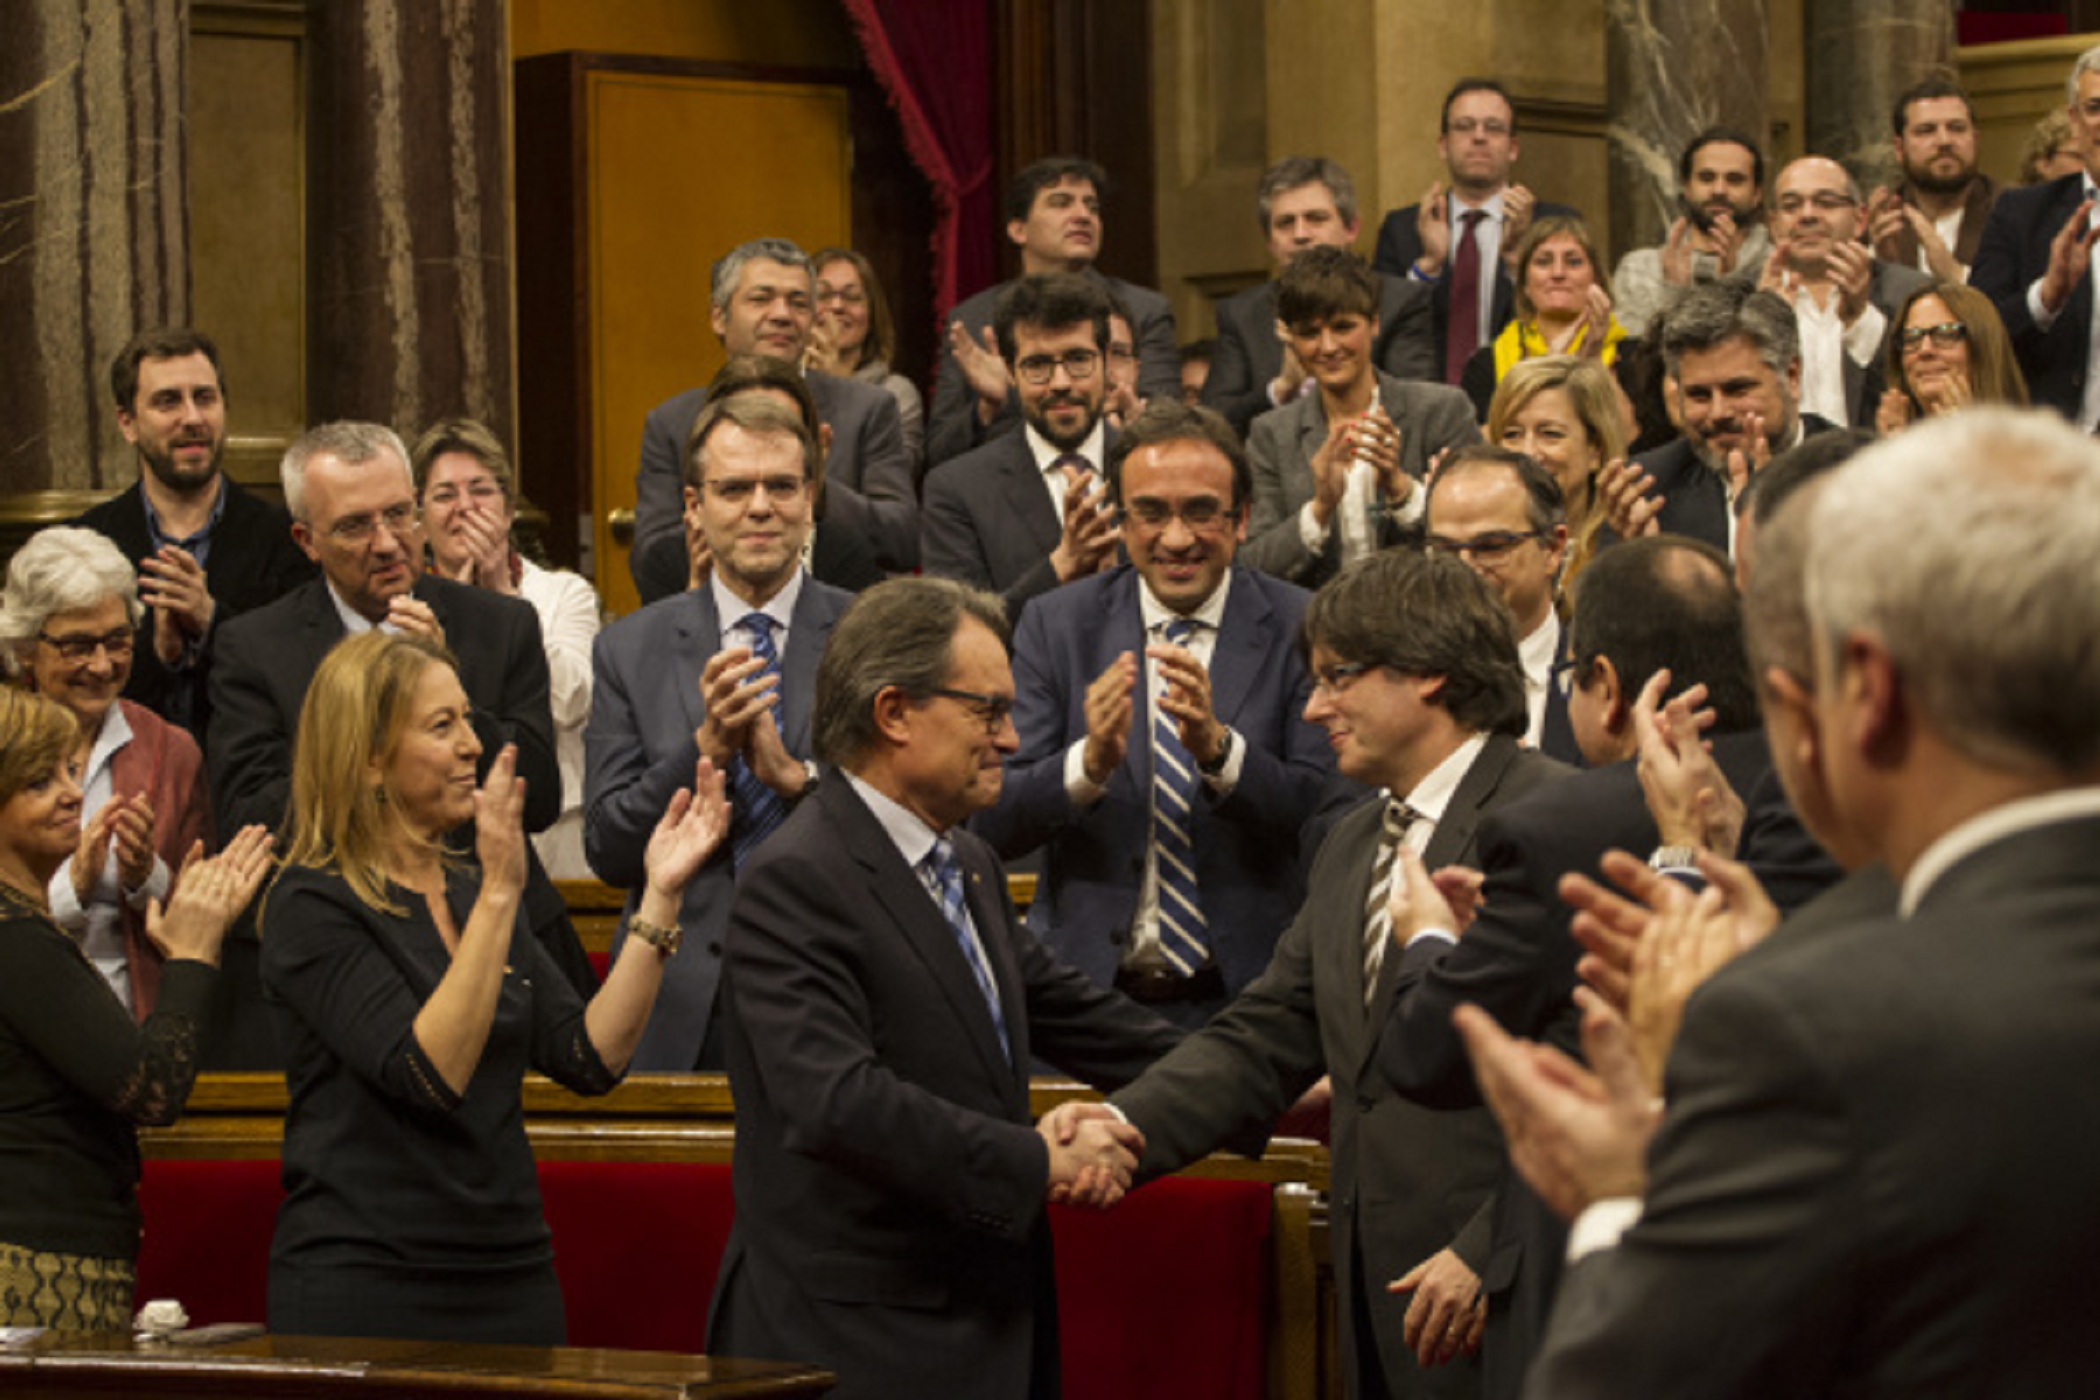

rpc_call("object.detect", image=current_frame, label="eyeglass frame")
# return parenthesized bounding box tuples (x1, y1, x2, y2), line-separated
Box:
(1308, 661, 1376, 700)
(1898, 320, 1967, 352)
(37, 626, 138, 664)
(323, 501, 421, 545)
(699, 473, 811, 505)
(1423, 528, 1548, 564)
(921, 685, 1016, 732)
(1120, 496, 1239, 531)
(1772, 191, 1858, 216)
(1013, 348, 1103, 385)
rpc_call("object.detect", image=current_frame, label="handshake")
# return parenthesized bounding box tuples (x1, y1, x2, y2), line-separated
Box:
(1035, 1101, 1147, 1210)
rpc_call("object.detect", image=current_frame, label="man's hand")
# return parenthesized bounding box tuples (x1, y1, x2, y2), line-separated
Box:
(1630, 670, 1742, 856)
(1706, 210, 1744, 276)
(1865, 186, 1909, 263)
(950, 320, 1012, 423)
(1755, 235, 1796, 299)
(1455, 991, 1661, 1221)
(1826, 238, 1873, 325)
(682, 501, 713, 591)
(138, 546, 215, 665)
(1563, 849, 1666, 1017)
(2039, 199, 2100, 316)
(744, 710, 811, 801)
(1081, 653, 1138, 786)
(693, 647, 778, 768)
(1500, 184, 1538, 265)
(1274, 1074, 1332, 1142)
(1149, 640, 1225, 768)
(1722, 410, 1772, 499)
(1596, 457, 1661, 539)
(1627, 856, 1778, 1091)
(386, 596, 447, 648)
(1039, 1102, 1145, 1209)
(1659, 216, 1697, 287)
(1387, 847, 1460, 944)
(1049, 472, 1117, 583)
(1388, 1247, 1485, 1367)
(1413, 181, 1452, 278)
(1431, 864, 1486, 934)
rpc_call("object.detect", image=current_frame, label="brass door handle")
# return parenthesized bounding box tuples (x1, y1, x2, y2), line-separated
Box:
(608, 508, 634, 546)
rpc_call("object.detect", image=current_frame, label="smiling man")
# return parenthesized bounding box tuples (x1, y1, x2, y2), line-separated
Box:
(974, 400, 1336, 1024)
(73, 327, 313, 741)
(1612, 127, 1772, 337)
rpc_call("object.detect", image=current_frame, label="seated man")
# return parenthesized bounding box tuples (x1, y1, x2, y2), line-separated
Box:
(1205, 155, 1435, 433)
(1243, 247, 1481, 588)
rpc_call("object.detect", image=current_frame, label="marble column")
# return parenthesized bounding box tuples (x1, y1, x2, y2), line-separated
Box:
(1805, 1, 1953, 188)
(1605, 0, 1771, 266)
(306, 0, 512, 448)
(0, 1, 189, 492)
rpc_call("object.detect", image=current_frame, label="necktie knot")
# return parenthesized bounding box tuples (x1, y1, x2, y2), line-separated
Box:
(1053, 453, 1093, 491)
(1161, 617, 1199, 648)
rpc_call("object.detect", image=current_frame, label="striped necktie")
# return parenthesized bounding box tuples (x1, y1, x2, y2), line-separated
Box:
(729, 612, 788, 870)
(1362, 798, 1419, 1005)
(924, 836, 1011, 1061)
(1151, 617, 1210, 975)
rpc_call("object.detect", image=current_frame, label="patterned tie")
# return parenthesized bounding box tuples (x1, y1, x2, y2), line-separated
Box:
(1444, 209, 1487, 385)
(1052, 452, 1093, 496)
(1151, 618, 1210, 975)
(1361, 798, 1420, 1005)
(729, 613, 788, 871)
(923, 837, 1011, 1061)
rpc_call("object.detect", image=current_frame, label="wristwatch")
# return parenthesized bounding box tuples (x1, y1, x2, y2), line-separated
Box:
(628, 916, 683, 957)
(799, 759, 821, 798)
(1648, 844, 1701, 872)
(1198, 728, 1236, 778)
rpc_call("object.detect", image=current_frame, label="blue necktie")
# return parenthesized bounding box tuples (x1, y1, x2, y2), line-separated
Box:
(729, 613, 788, 871)
(923, 837, 1011, 1061)
(1151, 618, 1210, 974)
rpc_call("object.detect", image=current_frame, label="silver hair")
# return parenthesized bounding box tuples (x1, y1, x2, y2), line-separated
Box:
(813, 577, 1009, 768)
(1255, 156, 1359, 235)
(281, 420, 414, 522)
(1805, 408, 2100, 774)
(1659, 279, 1799, 382)
(710, 238, 812, 317)
(0, 527, 143, 679)
(2068, 44, 2100, 106)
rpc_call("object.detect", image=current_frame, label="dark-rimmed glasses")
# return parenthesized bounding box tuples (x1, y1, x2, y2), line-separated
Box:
(38, 627, 136, 664)
(1014, 349, 1101, 385)
(1899, 321, 1967, 352)
(923, 685, 1015, 732)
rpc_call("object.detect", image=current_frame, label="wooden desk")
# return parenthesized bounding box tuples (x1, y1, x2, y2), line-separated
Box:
(0, 1332, 833, 1398)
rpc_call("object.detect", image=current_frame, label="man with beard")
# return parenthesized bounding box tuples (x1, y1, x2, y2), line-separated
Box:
(1611, 127, 1771, 338)
(1867, 75, 1999, 282)
(920, 274, 1123, 618)
(73, 327, 313, 742)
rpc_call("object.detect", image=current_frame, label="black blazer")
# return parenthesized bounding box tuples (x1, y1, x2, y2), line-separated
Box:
(1971, 171, 2089, 420)
(1201, 274, 1437, 434)
(72, 478, 315, 745)
(918, 428, 1117, 620)
(1371, 198, 1583, 377)
(1626, 412, 1840, 554)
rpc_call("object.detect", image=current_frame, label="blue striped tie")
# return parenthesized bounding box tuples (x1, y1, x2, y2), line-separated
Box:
(924, 837, 1011, 1061)
(1151, 618, 1210, 974)
(729, 613, 788, 871)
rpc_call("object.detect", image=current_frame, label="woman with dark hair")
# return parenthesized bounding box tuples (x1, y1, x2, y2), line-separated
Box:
(1462, 215, 1626, 419)
(808, 247, 924, 465)
(1874, 280, 2028, 434)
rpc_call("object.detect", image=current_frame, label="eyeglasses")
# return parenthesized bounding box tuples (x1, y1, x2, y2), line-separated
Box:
(1014, 349, 1101, 385)
(1773, 192, 1858, 215)
(702, 474, 809, 504)
(325, 502, 420, 545)
(1425, 529, 1545, 563)
(38, 627, 136, 664)
(1446, 118, 1511, 138)
(424, 481, 506, 507)
(1122, 498, 1234, 530)
(924, 685, 1015, 732)
(1309, 662, 1374, 699)
(1899, 321, 1967, 351)
(814, 286, 867, 307)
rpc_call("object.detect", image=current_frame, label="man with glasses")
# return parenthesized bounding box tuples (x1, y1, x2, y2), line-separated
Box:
(585, 393, 852, 1069)
(1097, 547, 1569, 1400)
(975, 401, 1335, 1024)
(1424, 448, 1580, 764)
(1757, 157, 1928, 427)
(922, 274, 1124, 618)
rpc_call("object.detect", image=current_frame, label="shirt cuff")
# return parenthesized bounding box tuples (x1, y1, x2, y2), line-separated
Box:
(1199, 726, 1245, 796)
(47, 860, 89, 932)
(2029, 278, 2061, 332)
(125, 854, 173, 911)
(1404, 926, 1457, 949)
(1566, 1197, 1646, 1264)
(1296, 500, 1329, 554)
(1063, 740, 1109, 806)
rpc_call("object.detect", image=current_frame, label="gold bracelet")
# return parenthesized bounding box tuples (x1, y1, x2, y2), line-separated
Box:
(628, 915, 683, 957)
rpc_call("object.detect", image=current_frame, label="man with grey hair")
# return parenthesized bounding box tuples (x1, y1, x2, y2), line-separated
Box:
(1609, 279, 1833, 555)
(708, 574, 1181, 1399)
(1464, 406, 2100, 1396)
(630, 236, 919, 596)
(1972, 43, 2100, 424)
(1203, 155, 1436, 434)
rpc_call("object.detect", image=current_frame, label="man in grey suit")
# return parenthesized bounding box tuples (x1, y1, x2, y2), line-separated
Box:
(919, 274, 1120, 616)
(1092, 549, 1570, 1400)
(586, 393, 852, 1070)
(1203, 156, 1436, 435)
(1244, 248, 1482, 588)
(928, 157, 1178, 467)
(630, 238, 918, 590)
(1466, 408, 2100, 1397)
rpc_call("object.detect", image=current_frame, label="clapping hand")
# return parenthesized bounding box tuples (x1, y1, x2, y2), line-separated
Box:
(144, 826, 274, 964)
(643, 758, 732, 896)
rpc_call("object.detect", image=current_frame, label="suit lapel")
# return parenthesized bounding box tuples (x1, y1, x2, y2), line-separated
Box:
(1205, 570, 1273, 731)
(995, 441, 1063, 559)
(1098, 572, 1152, 803)
(781, 580, 838, 755)
(674, 590, 723, 738)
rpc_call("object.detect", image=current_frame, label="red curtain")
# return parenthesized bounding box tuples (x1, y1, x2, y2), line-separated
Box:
(839, 0, 997, 334)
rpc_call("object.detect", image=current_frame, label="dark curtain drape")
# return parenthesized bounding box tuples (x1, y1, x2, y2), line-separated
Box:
(839, 0, 996, 335)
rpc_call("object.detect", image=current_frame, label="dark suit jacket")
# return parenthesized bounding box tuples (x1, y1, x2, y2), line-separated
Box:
(1372, 199, 1582, 378)
(1113, 735, 1569, 1400)
(708, 774, 1182, 1400)
(73, 477, 314, 743)
(1376, 730, 1840, 1400)
(1972, 171, 2089, 420)
(972, 565, 1336, 1003)
(1202, 274, 1438, 434)
(582, 575, 851, 1070)
(926, 269, 1178, 468)
(1244, 370, 1484, 586)
(631, 518, 885, 606)
(918, 428, 1114, 618)
(1626, 412, 1839, 554)
(1530, 818, 2100, 1397)
(630, 368, 918, 582)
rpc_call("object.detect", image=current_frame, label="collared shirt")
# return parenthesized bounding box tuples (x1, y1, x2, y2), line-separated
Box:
(1519, 612, 1562, 750)
(1390, 731, 1492, 952)
(1899, 786, 2100, 917)
(1024, 420, 1109, 520)
(1790, 284, 1886, 428)
(843, 768, 1002, 994)
(1294, 386, 1427, 565)
(327, 580, 397, 636)
(1409, 188, 1510, 349)
(45, 704, 170, 1009)
(2025, 175, 2100, 429)
(711, 567, 805, 658)
(141, 475, 228, 570)
(1701, 419, 1804, 561)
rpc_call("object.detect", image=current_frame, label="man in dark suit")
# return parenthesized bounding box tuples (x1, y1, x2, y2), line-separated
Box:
(587, 393, 852, 1071)
(1486, 408, 2100, 1397)
(919, 275, 1120, 616)
(1970, 47, 2100, 424)
(1374, 535, 1838, 1400)
(1371, 80, 1579, 383)
(1101, 549, 1570, 1400)
(73, 327, 313, 741)
(928, 157, 1179, 467)
(630, 238, 917, 587)
(1204, 156, 1436, 434)
(708, 575, 1181, 1400)
(973, 401, 1336, 1024)
(1618, 280, 1834, 556)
